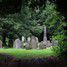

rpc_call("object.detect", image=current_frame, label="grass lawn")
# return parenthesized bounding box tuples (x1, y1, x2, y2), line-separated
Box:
(0, 47, 59, 59)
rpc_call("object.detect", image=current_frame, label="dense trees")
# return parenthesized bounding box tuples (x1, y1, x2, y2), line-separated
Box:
(0, 0, 66, 57)
(0, 0, 21, 14)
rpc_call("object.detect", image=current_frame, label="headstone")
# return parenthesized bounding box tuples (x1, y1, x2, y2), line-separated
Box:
(0, 40, 2, 48)
(21, 36, 25, 48)
(13, 38, 22, 49)
(38, 41, 46, 49)
(30, 36, 38, 49)
(35, 37, 39, 44)
(35, 37, 39, 49)
(26, 37, 31, 49)
(27, 37, 31, 42)
(22, 36, 25, 42)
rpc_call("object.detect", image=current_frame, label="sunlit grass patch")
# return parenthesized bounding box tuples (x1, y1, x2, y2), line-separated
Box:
(0, 47, 58, 59)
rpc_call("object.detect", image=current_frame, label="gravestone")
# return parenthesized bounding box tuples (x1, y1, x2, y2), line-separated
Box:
(26, 37, 31, 49)
(21, 36, 25, 48)
(27, 37, 31, 43)
(30, 36, 38, 49)
(22, 36, 25, 42)
(38, 41, 46, 49)
(35, 37, 39, 49)
(0, 40, 2, 48)
(35, 37, 39, 45)
(13, 38, 22, 49)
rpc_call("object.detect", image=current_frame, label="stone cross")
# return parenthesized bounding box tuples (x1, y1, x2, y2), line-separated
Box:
(43, 26, 47, 42)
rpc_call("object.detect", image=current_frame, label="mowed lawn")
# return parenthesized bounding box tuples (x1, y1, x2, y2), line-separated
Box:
(0, 47, 58, 59)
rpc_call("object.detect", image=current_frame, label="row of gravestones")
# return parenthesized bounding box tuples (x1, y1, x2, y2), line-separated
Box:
(13, 36, 58, 49)
(0, 26, 58, 49)
(0, 37, 58, 49)
(13, 36, 38, 49)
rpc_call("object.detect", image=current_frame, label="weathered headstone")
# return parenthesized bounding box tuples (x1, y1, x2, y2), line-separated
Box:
(21, 36, 25, 48)
(27, 37, 31, 43)
(13, 38, 22, 49)
(22, 36, 25, 42)
(26, 37, 31, 49)
(35, 37, 39, 49)
(35, 37, 39, 44)
(0, 40, 2, 48)
(38, 41, 46, 49)
(30, 36, 38, 49)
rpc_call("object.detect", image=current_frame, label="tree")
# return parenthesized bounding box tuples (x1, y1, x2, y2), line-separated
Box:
(0, 16, 22, 47)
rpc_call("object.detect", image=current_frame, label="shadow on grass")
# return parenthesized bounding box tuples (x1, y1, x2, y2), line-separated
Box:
(0, 54, 67, 67)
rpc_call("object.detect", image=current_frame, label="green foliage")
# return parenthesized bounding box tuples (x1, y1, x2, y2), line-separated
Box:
(30, 26, 43, 37)
(0, 16, 23, 47)
(0, 0, 66, 53)
(42, 1, 63, 36)
(28, 0, 64, 39)
(52, 34, 64, 41)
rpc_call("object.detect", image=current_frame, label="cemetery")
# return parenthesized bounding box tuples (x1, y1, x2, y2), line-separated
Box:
(0, 25, 58, 49)
(0, 0, 67, 67)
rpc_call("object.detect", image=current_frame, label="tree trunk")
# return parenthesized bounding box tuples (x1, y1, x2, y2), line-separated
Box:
(8, 38, 13, 48)
(2, 34, 7, 47)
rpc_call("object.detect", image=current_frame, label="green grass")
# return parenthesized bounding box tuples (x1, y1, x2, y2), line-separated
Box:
(0, 47, 58, 59)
